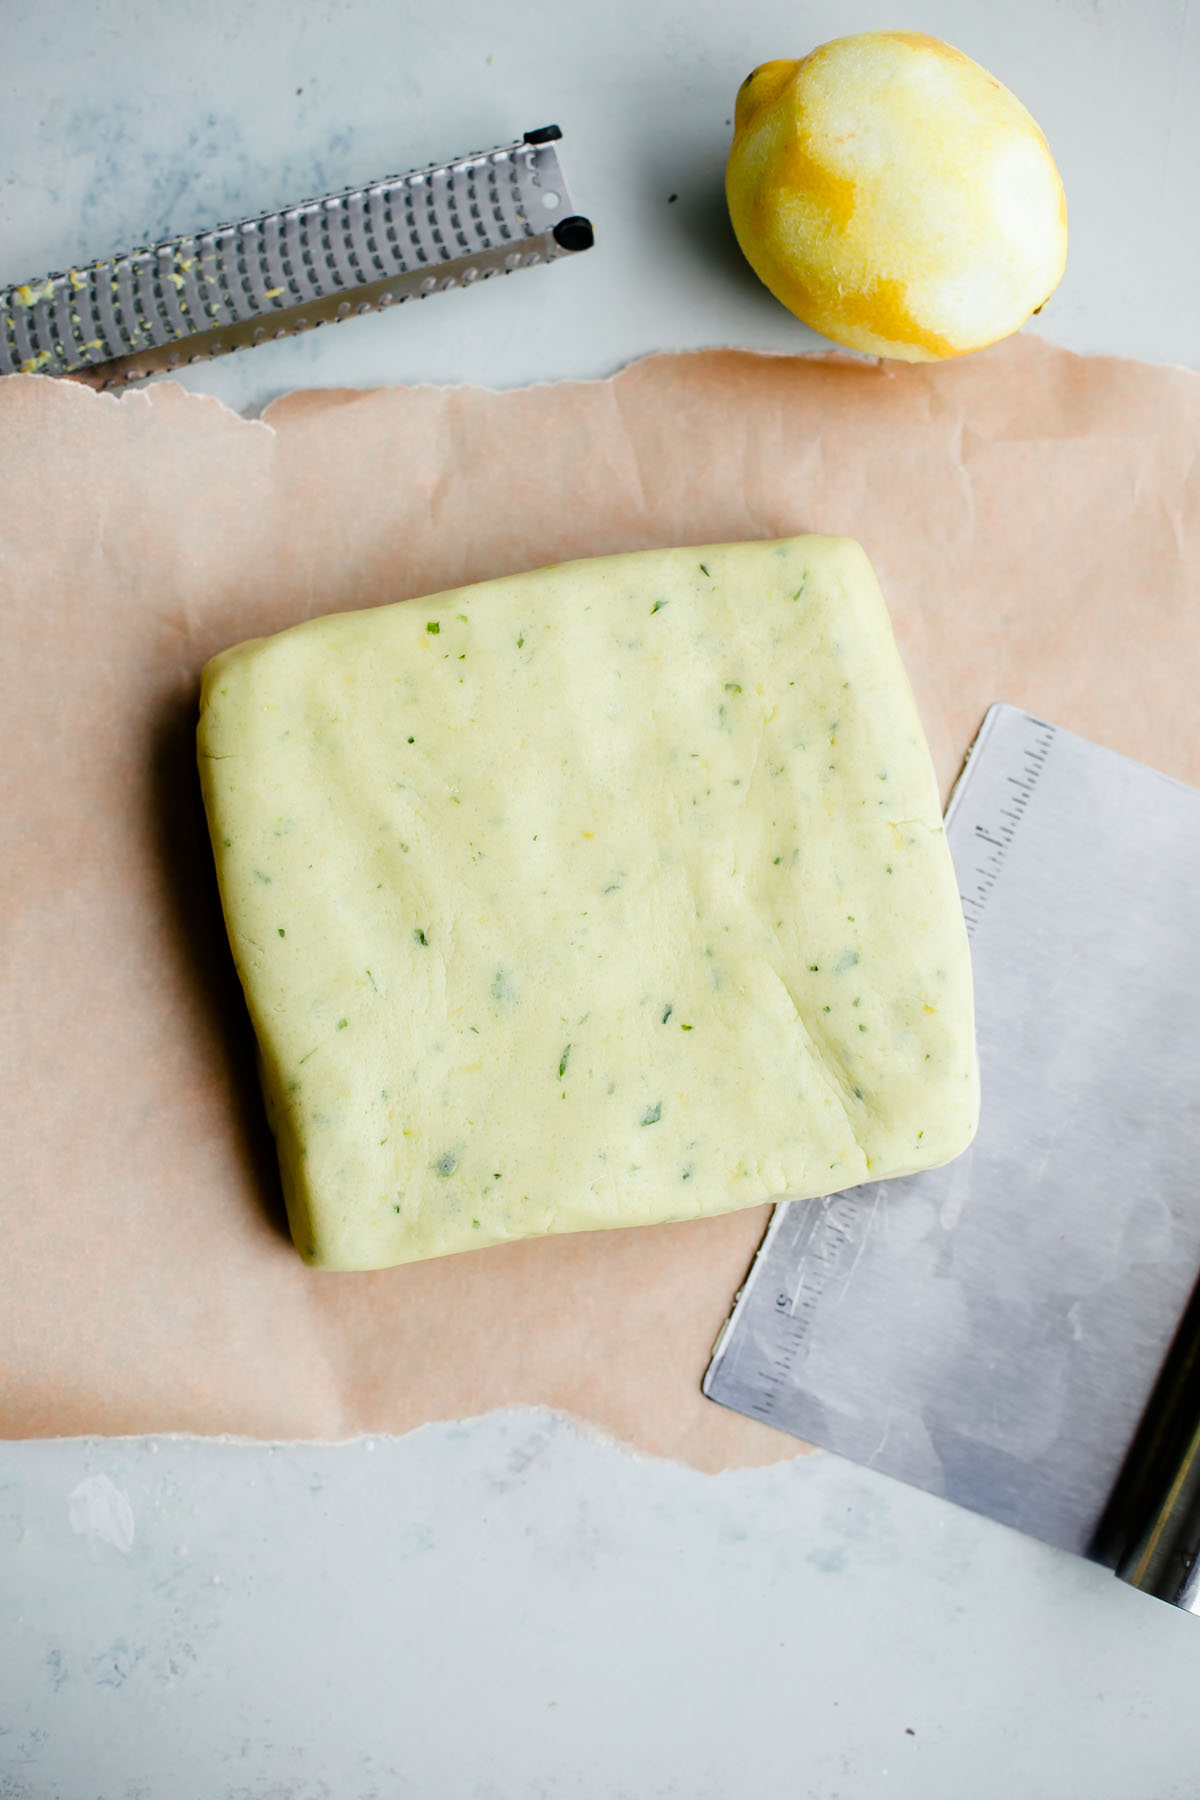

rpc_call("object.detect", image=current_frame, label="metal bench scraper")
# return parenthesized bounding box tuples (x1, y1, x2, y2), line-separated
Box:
(705, 704, 1200, 1610)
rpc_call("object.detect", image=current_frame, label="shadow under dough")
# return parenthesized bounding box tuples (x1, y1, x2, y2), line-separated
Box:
(149, 682, 290, 1247)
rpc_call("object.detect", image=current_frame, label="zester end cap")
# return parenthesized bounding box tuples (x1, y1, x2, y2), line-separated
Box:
(552, 215, 594, 253)
(523, 125, 563, 145)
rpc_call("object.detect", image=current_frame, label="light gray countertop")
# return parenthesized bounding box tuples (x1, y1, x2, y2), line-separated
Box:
(4, 1, 1200, 1794)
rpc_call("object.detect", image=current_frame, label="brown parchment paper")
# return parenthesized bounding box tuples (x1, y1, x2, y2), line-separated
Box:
(2, 332, 1198, 1468)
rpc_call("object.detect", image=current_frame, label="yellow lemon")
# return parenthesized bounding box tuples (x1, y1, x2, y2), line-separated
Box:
(726, 32, 1068, 360)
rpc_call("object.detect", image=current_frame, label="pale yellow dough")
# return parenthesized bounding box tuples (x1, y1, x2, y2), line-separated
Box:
(198, 537, 978, 1271)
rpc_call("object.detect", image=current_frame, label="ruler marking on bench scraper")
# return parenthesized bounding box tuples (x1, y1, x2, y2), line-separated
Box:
(959, 712, 1056, 941)
(751, 1192, 879, 1423)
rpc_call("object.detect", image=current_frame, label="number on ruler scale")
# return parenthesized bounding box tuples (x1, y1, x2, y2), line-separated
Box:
(750, 1195, 866, 1420)
(960, 715, 1056, 939)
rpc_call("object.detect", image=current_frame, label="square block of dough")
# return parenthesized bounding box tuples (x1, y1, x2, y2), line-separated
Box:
(198, 537, 978, 1270)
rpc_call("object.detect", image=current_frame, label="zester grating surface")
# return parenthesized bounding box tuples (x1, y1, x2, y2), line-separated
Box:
(0, 128, 591, 385)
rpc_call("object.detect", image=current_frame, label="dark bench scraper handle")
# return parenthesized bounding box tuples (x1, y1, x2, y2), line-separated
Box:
(1093, 1263, 1200, 1610)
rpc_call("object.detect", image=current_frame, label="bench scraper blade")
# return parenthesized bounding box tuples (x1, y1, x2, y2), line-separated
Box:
(705, 705, 1200, 1609)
